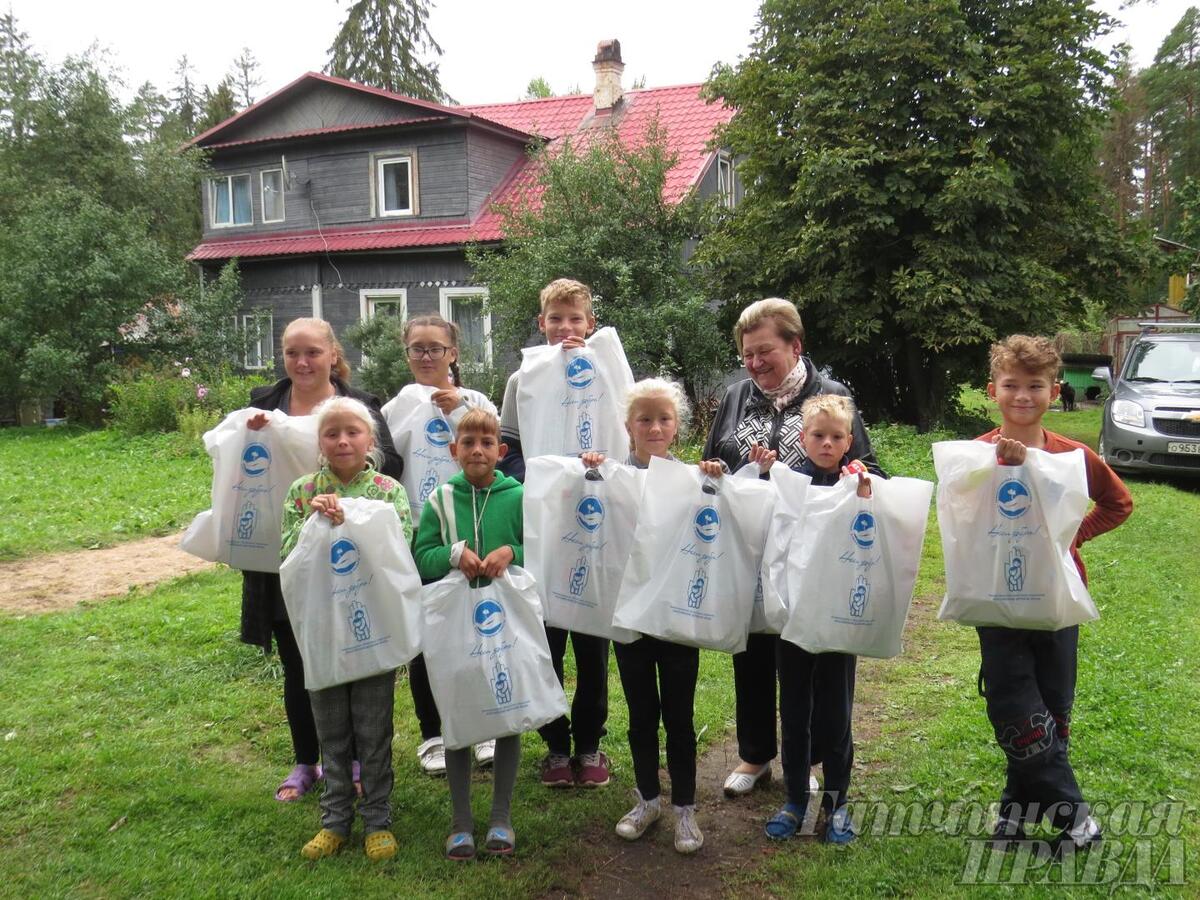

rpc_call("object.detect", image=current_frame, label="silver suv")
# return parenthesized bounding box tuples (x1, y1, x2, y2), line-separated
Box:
(1094, 324, 1200, 476)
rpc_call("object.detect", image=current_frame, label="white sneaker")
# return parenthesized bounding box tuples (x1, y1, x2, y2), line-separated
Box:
(722, 763, 771, 796)
(674, 804, 704, 854)
(615, 790, 661, 841)
(417, 736, 446, 776)
(473, 739, 496, 768)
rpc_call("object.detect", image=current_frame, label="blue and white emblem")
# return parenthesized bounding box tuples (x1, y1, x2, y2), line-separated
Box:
(349, 599, 371, 642)
(565, 356, 596, 390)
(693, 506, 721, 543)
(424, 417, 452, 448)
(576, 496, 605, 532)
(241, 443, 271, 477)
(997, 479, 1032, 519)
(330, 538, 360, 576)
(473, 598, 506, 637)
(236, 499, 257, 540)
(850, 511, 876, 549)
(848, 575, 870, 618)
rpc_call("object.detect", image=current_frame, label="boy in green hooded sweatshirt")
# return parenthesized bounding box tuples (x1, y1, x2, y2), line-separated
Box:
(412, 407, 525, 859)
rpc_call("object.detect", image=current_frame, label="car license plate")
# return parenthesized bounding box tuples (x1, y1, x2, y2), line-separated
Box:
(1168, 441, 1200, 455)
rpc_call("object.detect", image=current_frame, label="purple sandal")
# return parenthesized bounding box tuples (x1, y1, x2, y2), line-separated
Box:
(275, 763, 322, 802)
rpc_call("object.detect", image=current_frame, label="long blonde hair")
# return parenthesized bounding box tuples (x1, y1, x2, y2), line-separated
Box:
(282, 317, 351, 382)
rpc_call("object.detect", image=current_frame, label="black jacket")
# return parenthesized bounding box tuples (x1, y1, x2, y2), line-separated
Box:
(702, 358, 882, 477)
(240, 376, 403, 649)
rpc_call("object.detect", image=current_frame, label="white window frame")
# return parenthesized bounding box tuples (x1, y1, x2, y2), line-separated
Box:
(210, 172, 253, 228)
(439, 286, 492, 367)
(358, 288, 409, 322)
(375, 155, 415, 217)
(260, 168, 285, 223)
(716, 153, 737, 209)
(239, 312, 274, 370)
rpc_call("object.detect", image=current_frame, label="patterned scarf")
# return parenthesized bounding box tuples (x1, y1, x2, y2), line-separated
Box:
(760, 358, 808, 411)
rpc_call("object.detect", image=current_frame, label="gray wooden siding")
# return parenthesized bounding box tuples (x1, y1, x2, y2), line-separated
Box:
(211, 81, 438, 145)
(466, 130, 525, 215)
(201, 128, 473, 240)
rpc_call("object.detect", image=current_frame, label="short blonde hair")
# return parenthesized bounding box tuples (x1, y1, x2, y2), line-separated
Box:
(283, 317, 351, 382)
(313, 396, 383, 468)
(539, 278, 594, 316)
(800, 394, 855, 432)
(734, 298, 805, 354)
(456, 407, 501, 439)
(624, 377, 692, 431)
(989, 335, 1060, 382)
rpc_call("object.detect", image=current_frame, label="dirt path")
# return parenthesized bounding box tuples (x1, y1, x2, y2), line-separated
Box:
(0, 533, 217, 614)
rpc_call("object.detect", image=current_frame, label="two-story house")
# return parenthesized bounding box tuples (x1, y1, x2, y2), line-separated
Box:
(186, 40, 739, 375)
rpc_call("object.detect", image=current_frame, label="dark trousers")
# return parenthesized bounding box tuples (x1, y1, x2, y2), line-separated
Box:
(614, 637, 700, 806)
(977, 626, 1086, 830)
(406, 654, 441, 740)
(272, 618, 320, 766)
(777, 639, 856, 813)
(538, 626, 610, 757)
(732, 631, 779, 765)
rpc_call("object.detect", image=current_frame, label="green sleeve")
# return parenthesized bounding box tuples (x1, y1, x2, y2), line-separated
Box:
(412, 494, 453, 581)
(509, 541, 524, 568)
(388, 485, 413, 543)
(280, 477, 310, 559)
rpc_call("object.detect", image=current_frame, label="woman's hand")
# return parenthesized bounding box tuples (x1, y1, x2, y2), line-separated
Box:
(431, 387, 461, 414)
(309, 493, 344, 525)
(698, 460, 725, 478)
(580, 451, 606, 469)
(748, 442, 777, 473)
(479, 545, 515, 578)
(247, 412, 270, 431)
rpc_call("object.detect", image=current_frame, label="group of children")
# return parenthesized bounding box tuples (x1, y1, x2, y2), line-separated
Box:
(271, 278, 1132, 865)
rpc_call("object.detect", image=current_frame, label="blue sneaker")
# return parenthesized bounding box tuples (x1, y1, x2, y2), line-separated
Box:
(824, 806, 856, 844)
(765, 803, 804, 840)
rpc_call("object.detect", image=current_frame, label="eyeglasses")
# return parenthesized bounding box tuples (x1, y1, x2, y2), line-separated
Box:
(406, 345, 450, 360)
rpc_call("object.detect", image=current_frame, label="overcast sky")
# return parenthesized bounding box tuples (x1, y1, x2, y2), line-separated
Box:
(7, 0, 1193, 106)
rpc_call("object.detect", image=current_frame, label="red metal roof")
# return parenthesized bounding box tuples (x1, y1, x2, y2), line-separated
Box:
(188, 80, 733, 261)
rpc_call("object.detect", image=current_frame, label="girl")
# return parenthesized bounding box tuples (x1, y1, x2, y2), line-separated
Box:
(242, 317, 402, 804)
(381, 315, 498, 777)
(581, 378, 706, 854)
(281, 396, 413, 861)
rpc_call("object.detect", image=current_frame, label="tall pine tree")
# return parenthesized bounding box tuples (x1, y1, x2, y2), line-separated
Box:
(327, 0, 448, 102)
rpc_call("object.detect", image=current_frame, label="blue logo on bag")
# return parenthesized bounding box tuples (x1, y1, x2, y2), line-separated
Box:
(241, 443, 271, 477)
(687, 563, 708, 609)
(419, 464, 439, 503)
(473, 598, 505, 637)
(1006, 546, 1026, 593)
(565, 356, 596, 390)
(850, 511, 876, 549)
(330, 538, 360, 576)
(997, 479, 1031, 519)
(694, 506, 721, 543)
(576, 496, 605, 532)
(849, 575, 870, 618)
(237, 499, 256, 540)
(493, 659, 512, 705)
(424, 417, 451, 448)
(349, 599, 371, 641)
(569, 556, 590, 596)
(577, 410, 593, 449)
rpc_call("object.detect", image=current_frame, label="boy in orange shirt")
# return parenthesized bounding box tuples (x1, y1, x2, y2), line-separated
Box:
(977, 335, 1132, 857)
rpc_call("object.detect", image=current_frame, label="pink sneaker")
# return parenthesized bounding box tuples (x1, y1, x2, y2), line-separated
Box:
(540, 753, 574, 788)
(575, 751, 611, 788)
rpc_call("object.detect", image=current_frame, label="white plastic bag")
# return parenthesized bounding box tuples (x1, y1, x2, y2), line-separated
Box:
(381, 385, 456, 524)
(515, 327, 634, 459)
(743, 465, 810, 634)
(523, 456, 641, 643)
(421, 567, 569, 750)
(181, 408, 318, 573)
(613, 456, 775, 653)
(279, 498, 423, 690)
(781, 475, 933, 658)
(934, 441, 1096, 630)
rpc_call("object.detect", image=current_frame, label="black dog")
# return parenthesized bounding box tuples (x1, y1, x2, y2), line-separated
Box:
(1060, 380, 1076, 412)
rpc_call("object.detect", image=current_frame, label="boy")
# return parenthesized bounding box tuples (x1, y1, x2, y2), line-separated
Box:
(766, 394, 884, 844)
(412, 408, 524, 857)
(498, 277, 613, 789)
(978, 335, 1132, 857)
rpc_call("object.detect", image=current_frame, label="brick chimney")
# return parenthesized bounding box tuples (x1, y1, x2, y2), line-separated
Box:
(592, 39, 624, 113)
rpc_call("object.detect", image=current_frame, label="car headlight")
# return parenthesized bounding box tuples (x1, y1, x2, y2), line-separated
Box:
(1110, 399, 1145, 428)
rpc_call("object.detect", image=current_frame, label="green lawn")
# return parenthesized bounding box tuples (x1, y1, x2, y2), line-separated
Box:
(0, 427, 210, 560)
(1, 407, 1196, 896)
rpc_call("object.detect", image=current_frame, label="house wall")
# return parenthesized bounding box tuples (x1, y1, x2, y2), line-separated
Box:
(466, 130, 526, 216)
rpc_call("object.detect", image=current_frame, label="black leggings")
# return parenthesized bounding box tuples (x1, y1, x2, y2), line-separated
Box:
(406, 654, 442, 741)
(271, 618, 320, 766)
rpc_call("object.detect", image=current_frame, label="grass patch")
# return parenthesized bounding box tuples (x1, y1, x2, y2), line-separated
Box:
(0, 427, 210, 560)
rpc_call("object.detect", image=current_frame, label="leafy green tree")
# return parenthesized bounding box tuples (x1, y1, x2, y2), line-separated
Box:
(1143, 8, 1200, 232)
(198, 77, 238, 134)
(467, 124, 728, 403)
(171, 54, 199, 137)
(523, 76, 553, 99)
(231, 47, 263, 107)
(700, 0, 1150, 428)
(327, 0, 448, 102)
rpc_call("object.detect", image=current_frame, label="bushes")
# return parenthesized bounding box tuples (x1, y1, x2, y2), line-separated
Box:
(109, 364, 270, 435)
